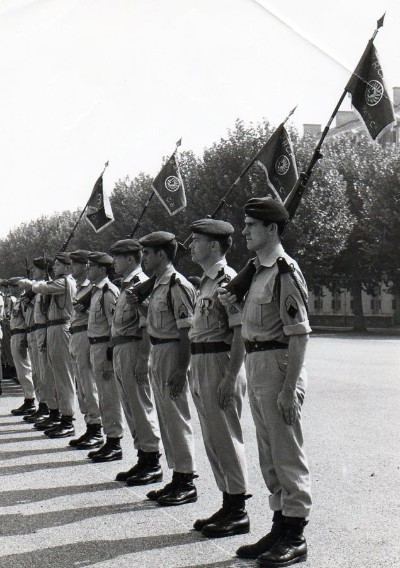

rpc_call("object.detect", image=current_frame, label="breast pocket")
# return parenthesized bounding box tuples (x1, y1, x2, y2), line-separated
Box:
(154, 300, 168, 328)
(94, 305, 103, 323)
(253, 288, 274, 327)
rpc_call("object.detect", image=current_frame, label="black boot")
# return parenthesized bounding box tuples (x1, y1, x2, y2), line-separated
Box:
(47, 415, 75, 438)
(11, 398, 36, 416)
(157, 471, 198, 506)
(116, 449, 146, 482)
(236, 510, 285, 559)
(202, 493, 251, 538)
(24, 402, 49, 423)
(76, 424, 103, 449)
(35, 409, 61, 430)
(126, 451, 163, 486)
(194, 492, 229, 531)
(90, 437, 122, 462)
(146, 477, 177, 501)
(257, 517, 308, 567)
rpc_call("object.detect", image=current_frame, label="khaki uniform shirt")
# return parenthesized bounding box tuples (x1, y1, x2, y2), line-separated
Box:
(189, 259, 242, 344)
(32, 275, 76, 323)
(33, 293, 48, 325)
(111, 267, 147, 338)
(242, 245, 311, 342)
(71, 278, 92, 328)
(147, 265, 195, 339)
(88, 277, 119, 339)
(10, 298, 27, 331)
(21, 296, 35, 329)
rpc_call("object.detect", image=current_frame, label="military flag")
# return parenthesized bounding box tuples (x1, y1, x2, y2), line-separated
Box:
(85, 166, 114, 233)
(346, 29, 395, 141)
(255, 123, 298, 201)
(152, 150, 186, 216)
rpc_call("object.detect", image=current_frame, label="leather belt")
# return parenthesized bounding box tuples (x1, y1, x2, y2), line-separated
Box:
(70, 325, 88, 335)
(245, 340, 288, 354)
(113, 335, 141, 346)
(10, 328, 26, 336)
(34, 323, 47, 330)
(191, 342, 231, 355)
(26, 325, 37, 334)
(88, 336, 110, 345)
(149, 335, 180, 345)
(47, 318, 69, 327)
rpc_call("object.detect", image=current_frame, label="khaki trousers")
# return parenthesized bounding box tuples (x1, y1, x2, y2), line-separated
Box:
(90, 343, 124, 438)
(27, 331, 41, 403)
(10, 334, 34, 398)
(190, 352, 248, 494)
(113, 342, 160, 452)
(149, 342, 196, 473)
(47, 324, 75, 416)
(245, 349, 312, 517)
(70, 331, 101, 425)
(35, 328, 58, 409)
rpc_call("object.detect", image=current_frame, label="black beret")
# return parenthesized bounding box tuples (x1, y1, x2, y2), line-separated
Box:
(139, 231, 176, 248)
(69, 250, 91, 264)
(190, 218, 234, 236)
(244, 197, 289, 223)
(32, 256, 54, 270)
(55, 252, 72, 266)
(110, 239, 142, 255)
(87, 251, 114, 267)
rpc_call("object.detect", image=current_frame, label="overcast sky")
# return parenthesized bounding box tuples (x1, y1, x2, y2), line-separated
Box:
(0, 0, 399, 238)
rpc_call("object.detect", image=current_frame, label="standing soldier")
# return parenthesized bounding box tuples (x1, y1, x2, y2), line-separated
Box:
(8, 278, 35, 416)
(137, 231, 197, 506)
(68, 250, 103, 450)
(220, 197, 312, 567)
(188, 219, 250, 537)
(110, 239, 162, 485)
(86, 252, 124, 462)
(19, 253, 77, 438)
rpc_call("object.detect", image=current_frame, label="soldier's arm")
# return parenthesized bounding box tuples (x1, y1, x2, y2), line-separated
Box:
(217, 325, 245, 410)
(31, 278, 66, 296)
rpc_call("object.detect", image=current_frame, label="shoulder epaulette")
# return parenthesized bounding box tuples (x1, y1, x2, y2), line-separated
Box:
(277, 256, 294, 274)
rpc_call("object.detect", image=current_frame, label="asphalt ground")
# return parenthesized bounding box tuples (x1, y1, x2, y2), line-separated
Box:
(0, 335, 399, 568)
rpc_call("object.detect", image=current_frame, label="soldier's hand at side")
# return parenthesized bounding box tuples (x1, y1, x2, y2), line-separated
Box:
(135, 359, 149, 384)
(18, 344, 28, 358)
(102, 361, 114, 381)
(277, 389, 299, 425)
(217, 288, 238, 306)
(217, 375, 236, 410)
(168, 369, 187, 400)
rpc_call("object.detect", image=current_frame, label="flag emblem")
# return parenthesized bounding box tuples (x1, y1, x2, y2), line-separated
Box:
(275, 155, 290, 176)
(365, 80, 384, 106)
(165, 176, 180, 192)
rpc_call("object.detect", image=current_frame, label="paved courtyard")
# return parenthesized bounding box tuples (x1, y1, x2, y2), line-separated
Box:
(0, 334, 399, 568)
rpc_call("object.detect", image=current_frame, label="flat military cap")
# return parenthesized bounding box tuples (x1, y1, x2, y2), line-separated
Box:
(69, 250, 91, 264)
(190, 218, 234, 236)
(87, 251, 114, 266)
(55, 252, 72, 265)
(110, 239, 142, 255)
(244, 197, 289, 223)
(33, 256, 54, 270)
(139, 231, 176, 248)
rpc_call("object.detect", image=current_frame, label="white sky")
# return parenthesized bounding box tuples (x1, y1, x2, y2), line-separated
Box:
(0, 0, 399, 237)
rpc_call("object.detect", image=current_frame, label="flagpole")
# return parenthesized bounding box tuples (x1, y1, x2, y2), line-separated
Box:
(284, 15, 385, 221)
(129, 140, 181, 238)
(59, 161, 109, 252)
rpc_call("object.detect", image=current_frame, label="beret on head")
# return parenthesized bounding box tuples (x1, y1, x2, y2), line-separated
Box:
(190, 218, 234, 237)
(69, 250, 91, 264)
(33, 256, 54, 270)
(139, 231, 176, 248)
(87, 251, 114, 267)
(244, 197, 289, 223)
(110, 239, 142, 255)
(55, 252, 72, 266)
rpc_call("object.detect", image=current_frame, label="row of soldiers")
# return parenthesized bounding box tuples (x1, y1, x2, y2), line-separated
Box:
(3, 196, 312, 568)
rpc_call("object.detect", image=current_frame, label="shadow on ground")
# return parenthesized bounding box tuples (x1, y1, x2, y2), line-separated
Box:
(0, 459, 90, 475)
(0, 447, 72, 460)
(0, 481, 118, 506)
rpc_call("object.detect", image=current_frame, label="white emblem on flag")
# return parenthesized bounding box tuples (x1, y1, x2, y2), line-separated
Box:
(165, 176, 180, 192)
(275, 155, 290, 176)
(365, 80, 384, 106)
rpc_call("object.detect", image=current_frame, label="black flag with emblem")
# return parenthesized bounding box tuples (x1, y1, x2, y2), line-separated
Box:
(152, 151, 186, 216)
(346, 40, 395, 142)
(255, 123, 298, 202)
(86, 169, 114, 233)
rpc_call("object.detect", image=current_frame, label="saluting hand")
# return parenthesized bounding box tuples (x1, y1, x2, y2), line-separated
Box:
(277, 388, 300, 425)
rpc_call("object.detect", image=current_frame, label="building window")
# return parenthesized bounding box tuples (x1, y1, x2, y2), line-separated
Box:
(332, 293, 341, 314)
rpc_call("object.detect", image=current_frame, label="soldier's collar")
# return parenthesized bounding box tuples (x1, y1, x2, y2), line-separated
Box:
(203, 258, 227, 280)
(123, 266, 142, 283)
(256, 244, 285, 268)
(154, 265, 175, 288)
(94, 277, 109, 290)
(80, 278, 91, 288)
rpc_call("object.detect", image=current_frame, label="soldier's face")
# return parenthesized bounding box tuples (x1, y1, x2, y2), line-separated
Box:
(189, 233, 213, 264)
(113, 255, 129, 276)
(141, 247, 159, 275)
(71, 261, 86, 279)
(242, 216, 272, 251)
(32, 267, 43, 280)
(53, 260, 66, 277)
